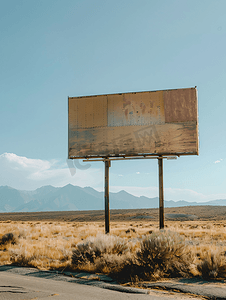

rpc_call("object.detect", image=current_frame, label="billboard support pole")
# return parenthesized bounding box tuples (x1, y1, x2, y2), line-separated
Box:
(104, 159, 111, 234)
(158, 156, 164, 229)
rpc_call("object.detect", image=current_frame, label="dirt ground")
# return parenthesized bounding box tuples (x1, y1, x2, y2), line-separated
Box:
(0, 205, 226, 223)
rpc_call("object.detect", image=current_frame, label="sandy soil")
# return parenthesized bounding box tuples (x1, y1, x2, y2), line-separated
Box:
(0, 205, 226, 223)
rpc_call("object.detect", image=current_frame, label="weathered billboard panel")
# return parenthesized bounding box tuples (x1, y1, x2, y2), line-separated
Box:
(68, 87, 198, 158)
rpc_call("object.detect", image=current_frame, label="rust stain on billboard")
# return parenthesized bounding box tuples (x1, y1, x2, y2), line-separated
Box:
(68, 87, 198, 158)
(164, 89, 197, 123)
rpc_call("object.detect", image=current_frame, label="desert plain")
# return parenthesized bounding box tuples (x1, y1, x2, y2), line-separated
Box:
(0, 205, 226, 283)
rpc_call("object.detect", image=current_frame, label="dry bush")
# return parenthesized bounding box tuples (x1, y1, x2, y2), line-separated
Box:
(115, 230, 193, 282)
(71, 233, 141, 275)
(136, 231, 192, 279)
(71, 233, 130, 271)
(95, 253, 132, 274)
(0, 233, 18, 246)
(197, 250, 226, 279)
(10, 253, 33, 267)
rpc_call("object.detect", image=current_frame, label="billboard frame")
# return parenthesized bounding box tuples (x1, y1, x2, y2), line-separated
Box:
(68, 87, 199, 233)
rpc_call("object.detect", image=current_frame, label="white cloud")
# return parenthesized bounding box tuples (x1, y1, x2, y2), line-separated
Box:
(1, 153, 225, 203)
(0, 153, 103, 190)
(136, 172, 140, 174)
(1, 153, 52, 170)
(214, 159, 223, 163)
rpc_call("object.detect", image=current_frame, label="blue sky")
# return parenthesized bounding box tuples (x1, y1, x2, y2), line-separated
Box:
(0, 0, 225, 202)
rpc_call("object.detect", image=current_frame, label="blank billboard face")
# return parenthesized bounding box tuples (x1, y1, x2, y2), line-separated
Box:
(68, 87, 198, 158)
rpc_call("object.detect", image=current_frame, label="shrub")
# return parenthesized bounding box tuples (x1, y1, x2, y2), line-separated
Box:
(197, 250, 226, 279)
(71, 234, 129, 266)
(94, 253, 131, 275)
(10, 254, 32, 267)
(0, 233, 18, 245)
(131, 231, 192, 280)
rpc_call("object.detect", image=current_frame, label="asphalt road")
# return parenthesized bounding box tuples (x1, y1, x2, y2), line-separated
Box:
(0, 271, 202, 300)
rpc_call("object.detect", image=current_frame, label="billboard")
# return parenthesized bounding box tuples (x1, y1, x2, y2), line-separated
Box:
(68, 87, 198, 159)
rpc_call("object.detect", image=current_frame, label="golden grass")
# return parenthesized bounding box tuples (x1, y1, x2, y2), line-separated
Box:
(0, 220, 226, 281)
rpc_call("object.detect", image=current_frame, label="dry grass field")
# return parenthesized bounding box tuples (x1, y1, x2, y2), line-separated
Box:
(0, 206, 226, 282)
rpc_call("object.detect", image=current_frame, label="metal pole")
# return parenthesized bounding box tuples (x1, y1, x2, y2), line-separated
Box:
(158, 156, 164, 229)
(104, 159, 110, 234)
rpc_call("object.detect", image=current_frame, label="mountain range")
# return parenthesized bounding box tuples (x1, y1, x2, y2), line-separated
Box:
(0, 184, 226, 213)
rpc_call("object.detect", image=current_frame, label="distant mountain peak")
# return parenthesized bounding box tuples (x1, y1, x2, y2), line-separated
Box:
(35, 185, 56, 190)
(115, 190, 129, 195)
(62, 183, 80, 190)
(0, 185, 15, 190)
(84, 186, 97, 191)
(0, 184, 226, 213)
